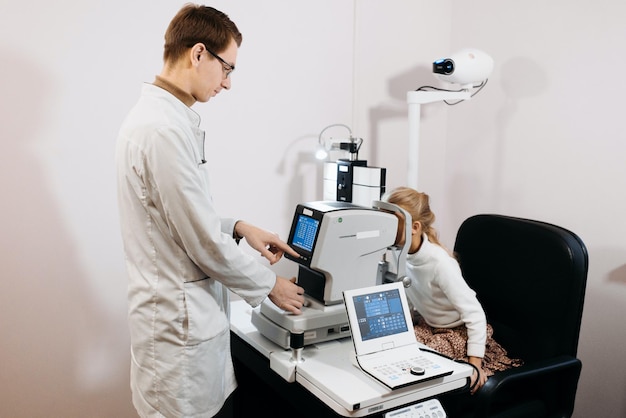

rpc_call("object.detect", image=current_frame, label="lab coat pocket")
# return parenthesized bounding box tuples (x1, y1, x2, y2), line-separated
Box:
(183, 279, 229, 346)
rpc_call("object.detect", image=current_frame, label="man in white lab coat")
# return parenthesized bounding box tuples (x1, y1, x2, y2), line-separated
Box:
(115, 4, 305, 417)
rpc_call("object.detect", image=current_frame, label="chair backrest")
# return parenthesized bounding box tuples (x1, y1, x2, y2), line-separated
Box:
(453, 214, 588, 363)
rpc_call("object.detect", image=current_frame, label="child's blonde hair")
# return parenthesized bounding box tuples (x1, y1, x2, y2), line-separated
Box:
(384, 187, 453, 256)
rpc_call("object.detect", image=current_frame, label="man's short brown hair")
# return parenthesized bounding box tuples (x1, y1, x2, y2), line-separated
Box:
(163, 3, 242, 64)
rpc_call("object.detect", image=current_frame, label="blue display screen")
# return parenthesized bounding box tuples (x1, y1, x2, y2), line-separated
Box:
(352, 289, 407, 341)
(291, 214, 320, 253)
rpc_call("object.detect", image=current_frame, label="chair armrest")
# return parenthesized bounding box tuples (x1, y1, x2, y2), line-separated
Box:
(472, 355, 582, 417)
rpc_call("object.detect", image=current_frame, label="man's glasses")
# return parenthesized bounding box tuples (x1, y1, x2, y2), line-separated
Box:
(204, 45, 235, 78)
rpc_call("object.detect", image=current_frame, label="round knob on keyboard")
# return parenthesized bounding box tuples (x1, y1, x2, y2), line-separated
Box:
(410, 366, 425, 376)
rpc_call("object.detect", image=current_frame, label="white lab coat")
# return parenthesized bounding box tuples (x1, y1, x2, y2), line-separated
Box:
(116, 84, 276, 418)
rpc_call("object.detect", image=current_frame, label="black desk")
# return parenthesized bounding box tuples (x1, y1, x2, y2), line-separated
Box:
(231, 331, 362, 417)
(228, 301, 473, 418)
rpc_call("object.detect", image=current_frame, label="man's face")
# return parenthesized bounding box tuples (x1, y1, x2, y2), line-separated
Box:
(192, 38, 237, 102)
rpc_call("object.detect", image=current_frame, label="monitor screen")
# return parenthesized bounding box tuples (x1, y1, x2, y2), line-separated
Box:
(285, 201, 361, 267)
(291, 214, 320, 253)
(352, 288, 408, 341)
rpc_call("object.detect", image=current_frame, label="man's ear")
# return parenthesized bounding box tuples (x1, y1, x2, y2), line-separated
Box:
(190, 43, 205, 66)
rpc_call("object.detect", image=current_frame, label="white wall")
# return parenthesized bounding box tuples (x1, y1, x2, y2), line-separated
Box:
(353, 1, 626, 417)
(0, 1, 353, 416)
(447, 3, 626, 416)
(1, 0, 624, 417)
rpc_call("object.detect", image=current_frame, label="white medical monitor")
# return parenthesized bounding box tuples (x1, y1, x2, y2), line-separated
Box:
(343, 281, 416, 356)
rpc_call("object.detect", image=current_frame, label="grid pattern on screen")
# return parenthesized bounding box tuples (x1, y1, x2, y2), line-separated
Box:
(291, 215, 319, 252)
(353, 289, 408, 341)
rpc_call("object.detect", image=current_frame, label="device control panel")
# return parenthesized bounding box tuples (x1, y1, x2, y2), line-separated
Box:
(384, 398, 446, 418)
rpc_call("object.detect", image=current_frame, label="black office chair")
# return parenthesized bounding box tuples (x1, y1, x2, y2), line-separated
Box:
(439, 214, 588, 418)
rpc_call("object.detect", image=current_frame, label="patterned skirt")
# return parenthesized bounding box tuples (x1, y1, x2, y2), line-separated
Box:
(412, 314, 523, 376)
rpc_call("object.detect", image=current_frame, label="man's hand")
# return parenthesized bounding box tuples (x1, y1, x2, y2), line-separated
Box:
(268, 276, 305, 315)
(234, 221, 300, 265)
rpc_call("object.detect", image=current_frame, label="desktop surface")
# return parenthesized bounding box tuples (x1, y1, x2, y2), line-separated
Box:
(229, 300, 472, 417)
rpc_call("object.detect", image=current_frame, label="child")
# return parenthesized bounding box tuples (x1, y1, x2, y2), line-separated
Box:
(384, 187, 521, 393)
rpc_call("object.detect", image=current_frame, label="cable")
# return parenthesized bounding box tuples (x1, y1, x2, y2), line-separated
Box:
(317, 123, 353, 147)
(414, 79, 489, 105)
(317, 123, 363, 160)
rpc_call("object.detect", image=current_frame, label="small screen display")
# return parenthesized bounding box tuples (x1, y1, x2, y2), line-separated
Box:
(352, 288, 407, 341)
(291, 214, 320, 253)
